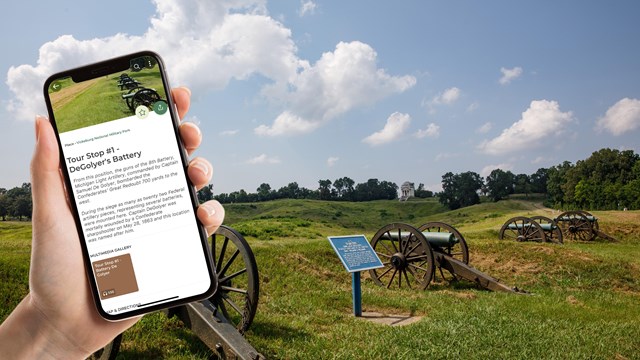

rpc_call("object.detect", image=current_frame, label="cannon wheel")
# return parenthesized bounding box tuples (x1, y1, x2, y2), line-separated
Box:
(369, 223, 435, 290)
(555, 211, 595, 241)
(88, 334, 121, 360)
(91, 226, 259, 357)
(499, 216, 546, 242)
(579, 210, 600, 234)
(530, 216, 563, 244)
(124, 87, 139, 111)
(418, 222, 469, 264)
(206, 225, 259, 334)
(418, 222, 469, 283)
(130, 88, 162, 113)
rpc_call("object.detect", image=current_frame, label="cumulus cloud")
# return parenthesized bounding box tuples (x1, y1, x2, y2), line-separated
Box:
(299, 0, 317, 16)
(327, 156, 339, 167)
(480, 163, 513, 177)
(478, 100, 574, 155)
(7, 0, 299, 121)
(476, 122, 492, 134)
(595, 98, 640, 135)
(256, 41, 416, 136)
(247, 153, 281, 164)
(424, 87, 460, 114)
(432, 87, 461, 105)
(362, 112, 411, 146)
(6, 0, 414, 131)
(499, 66, 523, 85)
(415, 123, 440, 138)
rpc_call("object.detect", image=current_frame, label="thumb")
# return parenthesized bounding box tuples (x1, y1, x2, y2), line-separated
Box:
(30, 116, 70, 227)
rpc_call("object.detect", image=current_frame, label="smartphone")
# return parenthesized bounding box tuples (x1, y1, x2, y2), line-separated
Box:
(43, 51, 217, 320)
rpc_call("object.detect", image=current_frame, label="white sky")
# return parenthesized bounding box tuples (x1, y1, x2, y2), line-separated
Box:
(1, 0, 639, 193)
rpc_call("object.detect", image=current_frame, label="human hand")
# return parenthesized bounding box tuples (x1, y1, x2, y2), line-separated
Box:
(0, 87, 224, 359)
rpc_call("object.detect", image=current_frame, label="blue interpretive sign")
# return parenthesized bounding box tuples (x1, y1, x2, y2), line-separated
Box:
(328, 235, 383, 273)
(328, 235, 383, 316)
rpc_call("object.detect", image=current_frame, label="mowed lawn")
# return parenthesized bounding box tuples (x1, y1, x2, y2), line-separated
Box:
(1, 198, 639, 359)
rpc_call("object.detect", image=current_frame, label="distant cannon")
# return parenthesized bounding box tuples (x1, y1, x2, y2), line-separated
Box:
(554, 210, 616, 241)
(368, 222, 526, 294)
(91, 225, 264, 360)
(499, 216, 563, 244)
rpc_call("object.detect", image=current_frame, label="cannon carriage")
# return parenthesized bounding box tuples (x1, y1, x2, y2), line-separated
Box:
(116, 74, 142, 90)
(368, 222, 525, 293)
(499, 211, 615, 243)
(115, 73, 164, 114)
(91, 225, 264, 360)
(499, 216, 563, 244)
(553, 210, 606, 241)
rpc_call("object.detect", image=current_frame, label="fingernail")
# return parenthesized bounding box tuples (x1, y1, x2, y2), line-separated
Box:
(202, 202, 216, 217)
(181, 86, 191, 97)
(193, 161, 210, 177)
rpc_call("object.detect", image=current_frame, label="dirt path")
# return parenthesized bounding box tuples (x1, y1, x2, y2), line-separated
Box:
(50, 77, 100, 112)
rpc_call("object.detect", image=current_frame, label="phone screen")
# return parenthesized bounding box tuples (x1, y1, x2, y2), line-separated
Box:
(43, 52, 216, 320)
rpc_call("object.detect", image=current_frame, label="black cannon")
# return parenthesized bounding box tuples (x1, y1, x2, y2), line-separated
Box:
(121, 88, 163, 113)
(368, 222, 526, 293)
(499, 216, 563, 244)
(90, 225, 264, 360)
(553, 210, 616, 241)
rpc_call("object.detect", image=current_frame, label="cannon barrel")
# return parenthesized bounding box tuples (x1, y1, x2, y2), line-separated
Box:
(380, 231, 459, 247)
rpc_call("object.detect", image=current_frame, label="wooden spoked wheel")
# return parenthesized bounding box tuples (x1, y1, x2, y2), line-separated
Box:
(418, 222, 469, 283)
(555, 211, 596, 241)
(206, 225, 259, 334)
(499, 216, 547, 242)
(530, 216, 563, 244)
(369, 223, 435, 290)
(418, 222, 469, 264)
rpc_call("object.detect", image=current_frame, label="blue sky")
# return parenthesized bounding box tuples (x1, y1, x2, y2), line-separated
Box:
(2, 1, 639, 194)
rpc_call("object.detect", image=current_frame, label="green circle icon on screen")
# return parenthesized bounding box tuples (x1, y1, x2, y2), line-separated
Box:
(153, 101, 168, 115)
(50, 81, 62, 92)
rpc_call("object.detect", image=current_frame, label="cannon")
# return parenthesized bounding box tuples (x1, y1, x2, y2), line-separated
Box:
(553, 210, 616, 241)
(121, 88, 163, 113)
(116, 74, 142, 90)
(499, 216, 563, 244)
(368, 222, 526, 293)
(90, 225, 264, 360)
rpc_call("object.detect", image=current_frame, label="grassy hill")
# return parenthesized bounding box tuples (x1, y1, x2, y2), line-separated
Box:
(1, 198, 639, 359)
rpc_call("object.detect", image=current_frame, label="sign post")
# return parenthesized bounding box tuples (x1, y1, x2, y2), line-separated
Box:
(328, 235, 383, 317)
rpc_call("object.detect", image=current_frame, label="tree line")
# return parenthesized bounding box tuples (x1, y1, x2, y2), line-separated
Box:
(2, 148, 636, 221)
(0, 183, 32, 221)
(439, 148, 640, 211)
(204, 177, 433, 204)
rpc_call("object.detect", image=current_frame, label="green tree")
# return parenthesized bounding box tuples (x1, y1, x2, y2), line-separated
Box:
(415, 183, 433, 198)
(485, 169, 514, 202)
(439, 171, 483, 210)
(318, 179, 333, 200)
(0, 194, 9, 221)
(197, 184, 214, 203)
(256, 183, 273, 202)
(514, 173, 531, 197)
(546, 161, 573, 208)
(530, 168, 548, 193)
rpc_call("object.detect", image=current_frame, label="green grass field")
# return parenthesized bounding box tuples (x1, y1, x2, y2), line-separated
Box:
(1, 198, 639, 359)
(53, 69, 167, 133)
